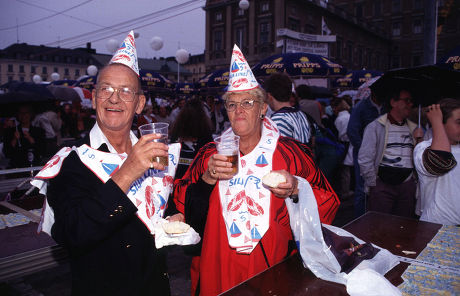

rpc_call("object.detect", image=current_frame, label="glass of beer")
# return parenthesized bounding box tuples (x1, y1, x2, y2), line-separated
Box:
(214, 135, 240, 175)
(138, 122, 169, 167)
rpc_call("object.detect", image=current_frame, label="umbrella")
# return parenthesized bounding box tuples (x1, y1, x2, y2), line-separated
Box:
(436, 45, 460, 72)
(175, 82, 197, 96)
(332, 70, 383, 88)
(73, 87, 93, 108)
(354, 76, 381, 103)
(370, 65, 460, 106)
(252, 52, 347, 78)
(49, 79, 77, 86)
(0, 81, 55, 99)
(198, 68, 229, 89)
(139, 70, 174, 93)
(47, 85, 81, 101)
(73, 75, 97, 91)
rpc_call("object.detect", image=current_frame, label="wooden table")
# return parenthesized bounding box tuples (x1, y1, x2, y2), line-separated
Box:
(221, 211, 442, 295)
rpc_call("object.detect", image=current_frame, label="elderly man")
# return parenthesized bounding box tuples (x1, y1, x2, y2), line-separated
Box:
(265, 73, 311, 145)
(33, 32, 171, 295)
(358, 89, 423, 218)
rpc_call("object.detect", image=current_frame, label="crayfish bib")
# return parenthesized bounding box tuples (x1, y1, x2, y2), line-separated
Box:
(218, 118, 280, 254)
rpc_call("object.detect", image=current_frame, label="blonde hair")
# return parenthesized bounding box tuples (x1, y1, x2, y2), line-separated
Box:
(222, 87, 267, 103)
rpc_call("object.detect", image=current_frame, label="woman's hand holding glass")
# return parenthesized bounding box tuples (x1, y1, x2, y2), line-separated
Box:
(202, 154, 236, 185)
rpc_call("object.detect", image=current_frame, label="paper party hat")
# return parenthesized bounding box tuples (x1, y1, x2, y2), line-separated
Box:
(109, 30, 139, 76)
(227, 44, 259, 92)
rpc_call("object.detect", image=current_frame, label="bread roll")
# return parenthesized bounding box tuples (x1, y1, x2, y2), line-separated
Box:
(262, 172, 287, 188)
(162, 221, 190, 234)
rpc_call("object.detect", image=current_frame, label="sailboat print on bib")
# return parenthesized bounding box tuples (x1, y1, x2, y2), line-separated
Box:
(230, 219, 242, 237)
(255, 153, 268, 167)
(101, 163, 119, 176)
(251, 225, 262, 242)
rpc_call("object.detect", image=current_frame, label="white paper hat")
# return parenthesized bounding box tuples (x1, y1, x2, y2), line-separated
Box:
(227, 44, 259, 92)
(109, 30, 139, 76)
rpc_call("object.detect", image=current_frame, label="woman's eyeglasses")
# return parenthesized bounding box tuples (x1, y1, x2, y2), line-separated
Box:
(224, 99, 260, 111)
(95, 85, 140, 102)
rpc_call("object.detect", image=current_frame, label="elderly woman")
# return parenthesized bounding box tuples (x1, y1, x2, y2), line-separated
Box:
(173, 46, 339, 296)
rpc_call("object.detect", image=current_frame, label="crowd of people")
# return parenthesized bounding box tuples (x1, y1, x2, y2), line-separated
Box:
(1, 31, 458, 296)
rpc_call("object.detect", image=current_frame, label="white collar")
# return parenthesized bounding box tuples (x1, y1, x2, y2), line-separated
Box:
(89, 122, 138, 153)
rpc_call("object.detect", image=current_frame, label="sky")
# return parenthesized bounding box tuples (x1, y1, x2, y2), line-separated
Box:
(0, 0, 206, 59)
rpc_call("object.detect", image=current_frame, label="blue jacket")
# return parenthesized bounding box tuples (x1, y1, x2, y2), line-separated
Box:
(347, 98, 383, 154)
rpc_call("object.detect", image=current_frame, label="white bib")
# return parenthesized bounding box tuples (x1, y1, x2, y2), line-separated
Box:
(32, 143, 181, 235)
(219, 118, 280, 253)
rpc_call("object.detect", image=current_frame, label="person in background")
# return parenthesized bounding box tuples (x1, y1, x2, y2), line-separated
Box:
(174, 45, 339, 296)
(330, 97, 354, 199)
(169, 97, 186, 124)
(347, 91, 384, 217)
(414, 98, 460, 225)
(170, 98, 213, 180)
(3, 104, 46, 168)
(32, 104, 61, 157)
(296, 84, 322, 127)
(358, 89, 423, 218)
(264, 73, 311, 145)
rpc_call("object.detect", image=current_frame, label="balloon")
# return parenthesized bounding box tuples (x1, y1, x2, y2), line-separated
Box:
(32, 74, 42, 84)
(175, 49, 189, 64)
(51, 72, 60, 81)
(134, 32, 140, 38)
(87, 65, 98, 76)
(239, 0, 249, 10)
(150, 36, 163, 51)
(106, 39, 119, 53)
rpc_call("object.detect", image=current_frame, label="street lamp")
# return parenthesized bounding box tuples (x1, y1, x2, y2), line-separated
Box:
(175, 48, 189, 83)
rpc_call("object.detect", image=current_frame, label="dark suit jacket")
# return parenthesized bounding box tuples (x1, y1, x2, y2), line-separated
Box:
(47, 136, 170, 296)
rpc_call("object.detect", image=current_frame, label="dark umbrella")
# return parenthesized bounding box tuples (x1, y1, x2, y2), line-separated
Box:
(49, 79, 77, 86)
(73, 75, 97, 91)
(139, 70, 174, 96)
(175, 82, 196, 97)
(370, 65, 460, 107)
(0, 81, 55, 99)
(332, 70, 383, 88)
(252, 52, 347, 78)
(47, 85, 81, 101)
(198, 68, 229, 88)
(436, 45, 460, 72)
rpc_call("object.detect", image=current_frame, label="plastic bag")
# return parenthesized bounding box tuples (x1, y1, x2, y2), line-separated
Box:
(285, 177, 399, 285)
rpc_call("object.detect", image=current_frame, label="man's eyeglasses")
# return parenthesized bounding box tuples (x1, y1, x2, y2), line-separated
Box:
(398, 97, 413, 104)
(224, 99, 261, 111)
(96, 85, 140, 102)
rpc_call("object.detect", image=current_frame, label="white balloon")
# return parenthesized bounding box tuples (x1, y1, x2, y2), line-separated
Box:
(51, 72, 60, 81)
(134, 32, 140, 38)
(150, 36, 163, 51)
(106, 39, 119, 53)
(87, 65, 98, 76)
(32, 74, 42, 84)
(175, 48, 189, 64)
(239, 0, 249, 10)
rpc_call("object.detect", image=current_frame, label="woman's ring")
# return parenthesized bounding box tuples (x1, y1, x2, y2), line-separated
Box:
(150, 162, 153, 169)
(212, 169, 216, 175)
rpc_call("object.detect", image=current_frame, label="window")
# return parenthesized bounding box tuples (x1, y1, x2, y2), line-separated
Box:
(391, 55, 400, 68)
(413, 19, 422, 34)
(414, 0, 422, 10)
(213, 30, 223, 51)
(259, 22, 270, 44)
(347, 41, 353, 63)
(8, 64, 13, 72)
(215, 12, 222, 22)
(19, 76, 25, 82)
(31, 66, 36, 73)
(77, 57, 83, 64)
(53, 56, 60, 62)
(412, 55, 421, 66)
(374, 1, 381, 16)
(392, 22, 401, 36)
(75, 69, 80, 76)
(288, 18, 300, 32)
(42, 66, 47, 74)
(19, 65, 24, 73)
(355, 3, 363, 18)
(237, 9, 245, 16)
(261, 2, 269, 12)
(392, 0, 401, 12)
(235, 26, 245, 48)
(336, 38, 343, 60)
(64, 68, 69, 75)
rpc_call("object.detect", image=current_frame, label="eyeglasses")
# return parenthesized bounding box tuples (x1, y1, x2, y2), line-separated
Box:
(96, 85, 140, 102)
(224, 99, 261, 111)
(398, 97, 413, 104)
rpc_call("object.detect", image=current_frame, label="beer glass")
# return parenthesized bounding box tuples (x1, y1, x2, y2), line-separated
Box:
(214, 135, 240, 175)
(138, 123, 169, 167)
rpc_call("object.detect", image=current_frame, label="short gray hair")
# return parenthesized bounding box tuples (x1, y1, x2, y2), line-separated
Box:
(222, 87, 267, 103)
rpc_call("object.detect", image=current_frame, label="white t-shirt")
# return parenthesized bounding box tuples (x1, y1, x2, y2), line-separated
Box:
(414, 139, 460, 225)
